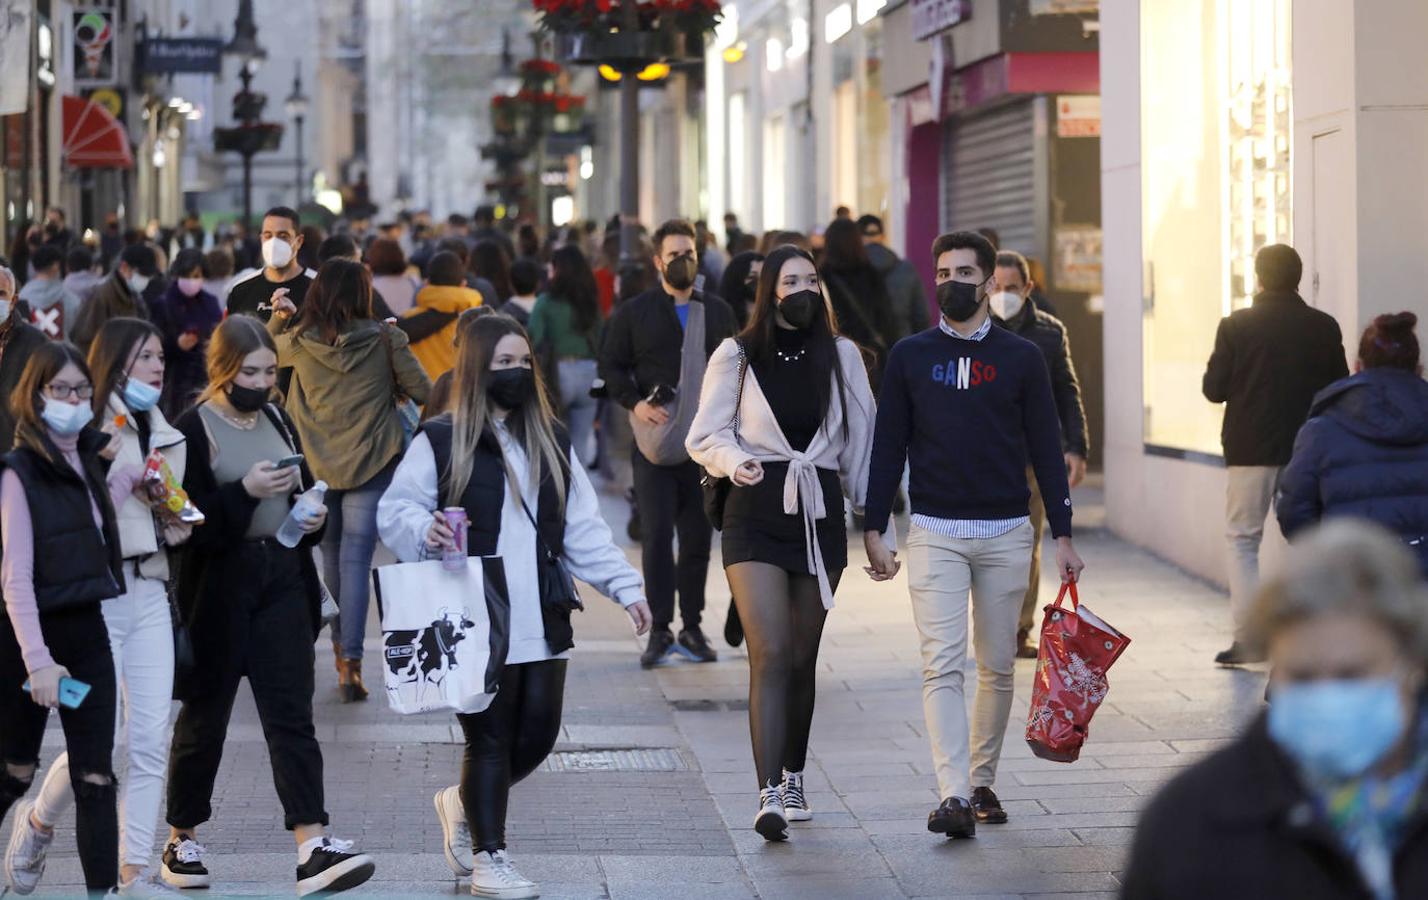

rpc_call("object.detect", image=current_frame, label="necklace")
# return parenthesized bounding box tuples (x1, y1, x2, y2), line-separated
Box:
(774, 346, 806, 363)
(212, 403, 258, 430)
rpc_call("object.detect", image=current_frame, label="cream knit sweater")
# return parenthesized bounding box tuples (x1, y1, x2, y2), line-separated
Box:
(686, 336, 895, 608)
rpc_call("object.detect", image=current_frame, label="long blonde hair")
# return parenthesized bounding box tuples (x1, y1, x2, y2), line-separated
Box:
(197, 315, 277, 405)
(446, 315, 569, 511)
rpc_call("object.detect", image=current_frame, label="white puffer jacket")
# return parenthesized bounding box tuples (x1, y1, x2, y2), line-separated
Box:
(107, 394, 186, 581)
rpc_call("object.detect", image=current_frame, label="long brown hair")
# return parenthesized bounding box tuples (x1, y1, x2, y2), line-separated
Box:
(11, 342, 92, 461)
(445, 315, 569, 511)
(88, 317, 163, 416)
(197, 315, 278, 404)
(291, 258, 375, 345)
(738, 244, 856, 442)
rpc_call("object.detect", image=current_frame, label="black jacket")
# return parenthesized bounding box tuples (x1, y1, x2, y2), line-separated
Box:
(0, 320, 48, 452)
(1277, 368, 1428, 575)
(422, 414, 574, 654)
(1202, 291, 1348, 466)
(598, 287, 736, 411)
(995, 305, 1089, 457)
(0, 428, 124, 613)
(172, 403, 326, 700)
(1122, 709, 1428, 900)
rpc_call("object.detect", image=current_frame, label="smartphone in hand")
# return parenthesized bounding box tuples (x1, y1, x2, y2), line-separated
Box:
(274, 454, 305, 470)
(20, 677, 92, 709)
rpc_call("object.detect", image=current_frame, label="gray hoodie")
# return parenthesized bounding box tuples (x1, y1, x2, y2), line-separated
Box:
(17, 277, 84, 341)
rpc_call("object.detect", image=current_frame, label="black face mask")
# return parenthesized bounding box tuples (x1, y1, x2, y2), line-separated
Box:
(227, 383, 270, 413)
(487, 367, 535, 410)
(937, 280, 984, 323)
(778, 290, 820, 330)
(663, 255, 697, 291)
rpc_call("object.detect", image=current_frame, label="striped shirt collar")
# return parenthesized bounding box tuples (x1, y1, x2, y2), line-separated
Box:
(939, 315, 992, 341)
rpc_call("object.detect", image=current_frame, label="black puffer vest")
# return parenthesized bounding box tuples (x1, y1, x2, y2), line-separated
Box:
(1, 428, 125, 613)
(421, 414, 574, 653)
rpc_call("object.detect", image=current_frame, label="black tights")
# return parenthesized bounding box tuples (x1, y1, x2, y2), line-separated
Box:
(456, 660, 567, 852)
(726, 562, 837, 789)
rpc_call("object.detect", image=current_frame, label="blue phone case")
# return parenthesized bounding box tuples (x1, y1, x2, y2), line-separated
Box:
(20, 677, 91, 709)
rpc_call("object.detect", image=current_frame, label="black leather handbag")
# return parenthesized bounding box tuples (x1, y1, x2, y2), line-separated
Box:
(701, 341, 748, 530)
(517, 494, 583, 614)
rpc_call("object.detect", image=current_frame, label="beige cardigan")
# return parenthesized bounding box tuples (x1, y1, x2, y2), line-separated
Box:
(686, 336, 895, 608)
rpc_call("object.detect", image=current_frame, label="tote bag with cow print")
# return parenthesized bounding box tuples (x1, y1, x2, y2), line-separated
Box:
(372, 557, 510, 715)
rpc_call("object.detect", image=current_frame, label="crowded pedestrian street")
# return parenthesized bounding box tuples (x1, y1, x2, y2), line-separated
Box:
(3, 1, 1428, 898)
(18, 480, 1266, 898)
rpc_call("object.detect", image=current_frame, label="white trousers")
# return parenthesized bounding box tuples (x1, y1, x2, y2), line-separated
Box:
(1224, 466, 1282, 644)
(905, 521, 1035, 801)
(35, 574, 174, 868)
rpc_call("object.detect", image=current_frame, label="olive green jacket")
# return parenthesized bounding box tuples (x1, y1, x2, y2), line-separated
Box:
(269, 317, 431, 489)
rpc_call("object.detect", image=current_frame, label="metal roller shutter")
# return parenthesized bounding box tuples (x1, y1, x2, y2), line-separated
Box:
(941, 99, 1037, 256)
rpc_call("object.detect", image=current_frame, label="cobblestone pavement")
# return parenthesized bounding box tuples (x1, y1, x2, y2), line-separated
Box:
(17, 479, 1268, 897)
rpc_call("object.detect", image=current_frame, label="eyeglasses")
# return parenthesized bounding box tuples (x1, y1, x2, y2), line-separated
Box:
(44, 382, 93, 401)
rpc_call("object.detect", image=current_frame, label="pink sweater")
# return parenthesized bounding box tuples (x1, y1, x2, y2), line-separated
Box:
(1, 430, 138, 673)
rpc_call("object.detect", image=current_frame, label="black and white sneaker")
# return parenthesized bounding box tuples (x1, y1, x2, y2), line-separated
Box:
(295, 837, 375, 896)
(781, 769, 812, 822)
(754, 781, 788, 842)
(160, 837, 210, 889)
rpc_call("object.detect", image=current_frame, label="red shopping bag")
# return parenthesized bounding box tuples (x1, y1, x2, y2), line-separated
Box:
(1025, 581, 1131, 763)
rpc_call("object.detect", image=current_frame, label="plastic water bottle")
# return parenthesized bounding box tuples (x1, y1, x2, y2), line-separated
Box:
(276, 481, 328, 548)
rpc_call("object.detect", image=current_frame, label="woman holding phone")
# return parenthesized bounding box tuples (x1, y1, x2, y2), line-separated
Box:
(268, 258, 431, 702)
(8, 319, 194, 896)
(0, 343, 129, 895)
(159, 316, 375, 896)
(378, 314, 651, 899)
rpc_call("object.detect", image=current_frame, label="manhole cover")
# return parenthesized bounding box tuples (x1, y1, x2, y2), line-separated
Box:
(669, 699, 748, 712)
(542, 748, 689, 772)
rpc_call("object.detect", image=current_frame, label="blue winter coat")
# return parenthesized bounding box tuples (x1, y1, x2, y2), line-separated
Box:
(1277, 368, 1428, 575)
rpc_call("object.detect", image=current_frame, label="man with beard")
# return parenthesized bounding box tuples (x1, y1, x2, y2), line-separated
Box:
(600, 219, 736, 668)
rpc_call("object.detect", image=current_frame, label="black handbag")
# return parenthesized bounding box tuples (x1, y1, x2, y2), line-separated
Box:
(516, 491, 583, 615)
(701, 340, 748, 530)
(164, 562, 196, 700)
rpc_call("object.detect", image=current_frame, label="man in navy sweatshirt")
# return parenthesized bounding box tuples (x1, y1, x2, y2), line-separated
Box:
(863, 230, 1085, 840)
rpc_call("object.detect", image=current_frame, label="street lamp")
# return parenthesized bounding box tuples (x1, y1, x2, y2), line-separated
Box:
(223, 0, 267, 229)
(285, 63, 310, 208)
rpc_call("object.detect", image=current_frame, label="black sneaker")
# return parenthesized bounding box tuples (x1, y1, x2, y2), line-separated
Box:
(1214, 642, 1267, 666)
(640, 628, 676, 669)
(723, 600, 744, 648)
(676, 627, 718, 663)
(295, 838, 375, 897)
(970, 787, 1008, 824)
(160, 837, 211, 889)
(927, 797, 976, 839)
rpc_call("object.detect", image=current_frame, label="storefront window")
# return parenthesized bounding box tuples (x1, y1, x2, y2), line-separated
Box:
(1140, 0, 1292, 456)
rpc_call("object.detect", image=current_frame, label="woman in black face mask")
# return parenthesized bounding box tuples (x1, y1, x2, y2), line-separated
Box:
(377, 315, 651, 898)
(686, 245, 893, 842)
(164, 315, 377, 895)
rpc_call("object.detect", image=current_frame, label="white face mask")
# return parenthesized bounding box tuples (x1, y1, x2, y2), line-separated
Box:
(262, 237, 294, 269)
(989, 291, 1026, 320)
(0, 300, 10, 320)
(177, 277, 204, 297)
(127, 273, 152, 295)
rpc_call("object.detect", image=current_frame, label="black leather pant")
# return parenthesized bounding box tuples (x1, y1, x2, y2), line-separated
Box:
(456, 660, 567, 851)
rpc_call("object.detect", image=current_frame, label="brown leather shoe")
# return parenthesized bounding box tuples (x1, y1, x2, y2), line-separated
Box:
(1016, 627, 1039, 659)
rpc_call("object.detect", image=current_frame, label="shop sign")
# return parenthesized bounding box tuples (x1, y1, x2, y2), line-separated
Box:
(1054, 225, 1102, 293)
(911, 0, 969, 41)
(73, 8, 119, 87)
(142, 38, 223, 74)
(85, 87, 124, 119)
(1055, 95, 1100, 137)
(1030, 0, 1099, 13)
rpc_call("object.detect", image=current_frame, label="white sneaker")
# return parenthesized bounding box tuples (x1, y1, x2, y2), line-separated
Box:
(470, 849, 538, 899)
(754, 781, 788, 842)
(4, 800, 54, 895)
(435, 785, 475, 877)
(781, 769, 812, 822)
(117, 870, 183, 897)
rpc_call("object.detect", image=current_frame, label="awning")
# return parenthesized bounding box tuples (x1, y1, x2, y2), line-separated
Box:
(62, 94, 134, 169)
